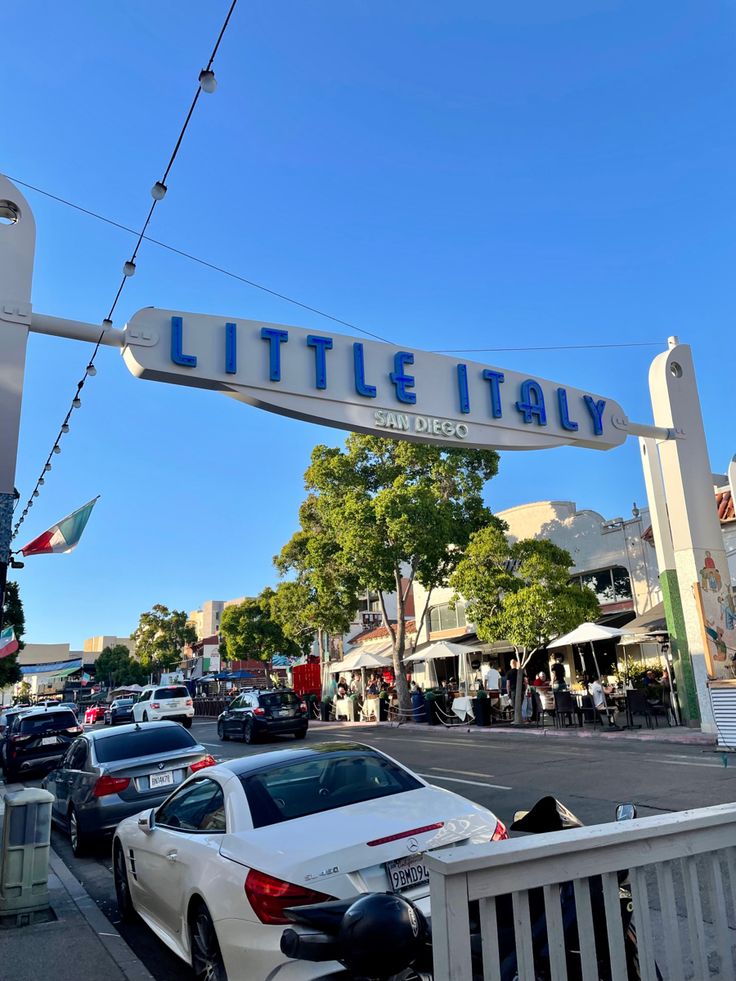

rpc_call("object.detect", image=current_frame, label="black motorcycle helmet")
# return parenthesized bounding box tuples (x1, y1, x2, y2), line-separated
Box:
(337, 893, 427, 978)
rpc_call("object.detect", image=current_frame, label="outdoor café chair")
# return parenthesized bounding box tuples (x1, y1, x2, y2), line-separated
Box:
(553, 690, 580, 728)
(532, 689, 555, 728)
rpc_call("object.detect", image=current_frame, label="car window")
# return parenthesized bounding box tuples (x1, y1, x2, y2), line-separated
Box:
(93, 726, 197, 763)
(157, 779, 226, 833)
(240, 752, 423, 829)
(228, 696, 243, 710)
(260, 692, 300, 708)
(154, 687, 189, 700)
(138, 691, 151, 702)
(65, 739, 88, 769)
(19, 711, 78, 734)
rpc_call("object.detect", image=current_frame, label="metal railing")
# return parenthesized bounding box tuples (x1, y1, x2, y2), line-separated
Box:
(427, 802, 736, 980)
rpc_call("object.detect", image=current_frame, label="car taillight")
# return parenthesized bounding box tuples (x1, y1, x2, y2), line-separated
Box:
(93, 775, 131, 798)
(185, 699, 193, 707)
(11, 733, 30, 743)
(150, 702, 160, 709)
(491, 819, 509, 841)
(253, 707, 265, 716)
(190, 755, 216, 772)
(244, 869, 336, 925)
(300, 702, 307, 712)
(66, 726, 83, 735)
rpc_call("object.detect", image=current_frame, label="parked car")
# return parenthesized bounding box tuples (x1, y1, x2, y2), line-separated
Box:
(43, 721, 216, 856)
(132, 685, 194, 728)
(84, 704, 107, 725)
(58, 701, 82, 719)
(104, 698, 135, 726)
(3, 707, 83, 782)
(112, 742, 505, 980)
(0, 706, 34, 773)
(217, 688, 308, 744)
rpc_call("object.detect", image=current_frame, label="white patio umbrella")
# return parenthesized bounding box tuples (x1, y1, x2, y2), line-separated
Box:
(548, 622, 624, 682)
(405, 639, 474, 690)
(331, 648, 393, 696)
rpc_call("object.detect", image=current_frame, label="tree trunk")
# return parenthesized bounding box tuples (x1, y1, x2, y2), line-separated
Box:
(513, 666, 525, 724)
(393, 617, 411, 716)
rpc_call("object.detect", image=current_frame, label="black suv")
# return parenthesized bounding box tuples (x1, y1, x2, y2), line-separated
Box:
(217, 689, 308, 743)
(4, 708, 83, 781)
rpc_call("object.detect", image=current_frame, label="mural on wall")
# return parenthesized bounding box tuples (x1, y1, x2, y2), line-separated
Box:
(696, 550, 736, 677)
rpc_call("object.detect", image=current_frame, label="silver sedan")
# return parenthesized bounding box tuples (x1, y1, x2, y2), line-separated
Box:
(43, 720, 216, 856)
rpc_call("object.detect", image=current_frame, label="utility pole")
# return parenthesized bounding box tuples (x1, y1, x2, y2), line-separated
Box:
(0, 180, 35, 629)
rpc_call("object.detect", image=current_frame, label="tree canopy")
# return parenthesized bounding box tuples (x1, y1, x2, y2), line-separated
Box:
(451, 524, 600, 721)
(93, 644, 147, 687)
(131, 604, 196, 678)
(0, 581, 25, 689)
(277, 434, 499, 710)
(219, 590, 303, 663)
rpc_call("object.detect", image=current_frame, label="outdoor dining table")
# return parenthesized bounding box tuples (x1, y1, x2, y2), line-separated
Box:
(451, 695, 475, 722)
(361, 696, 380, 721)
(334, 697, 357, 721)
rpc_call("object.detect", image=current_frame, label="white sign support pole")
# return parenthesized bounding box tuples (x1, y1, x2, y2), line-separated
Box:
(0, 178, 36, 627)
(649, 338, 731, 733)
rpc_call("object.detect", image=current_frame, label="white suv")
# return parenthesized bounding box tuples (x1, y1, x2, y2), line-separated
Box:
(132, 685, 194, 728)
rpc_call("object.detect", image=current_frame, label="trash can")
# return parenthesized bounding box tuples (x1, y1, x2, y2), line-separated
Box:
(320, 699, 331, 722)
(0, 787, 54, 924)
(473, 695, 491, 727)
(411, 690, 427, 723)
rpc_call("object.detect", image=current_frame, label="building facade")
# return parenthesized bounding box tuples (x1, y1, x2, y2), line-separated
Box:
(187, 597, 250, 640)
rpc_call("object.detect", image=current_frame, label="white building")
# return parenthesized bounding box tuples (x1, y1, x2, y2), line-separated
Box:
(187, 597, 249, 640)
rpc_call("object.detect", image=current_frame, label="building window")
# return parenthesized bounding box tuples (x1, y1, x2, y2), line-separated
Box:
(572, 566, 632, 605)
(429, 602, 467, 633)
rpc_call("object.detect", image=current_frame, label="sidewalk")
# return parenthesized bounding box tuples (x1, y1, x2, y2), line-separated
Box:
(305, 717, 717, 746)
(0, 786, 152, 981)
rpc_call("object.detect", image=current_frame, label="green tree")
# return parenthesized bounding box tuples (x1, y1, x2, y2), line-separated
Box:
(219, 590, 302, 663)
(278, 435, 499, 712)
(0, 581, 25, 689)
(132, 605, 196, 680)
(451, 525, 600, 723)
(93, 644, 147, 688)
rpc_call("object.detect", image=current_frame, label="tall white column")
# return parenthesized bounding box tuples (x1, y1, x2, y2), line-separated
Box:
(649, 339, 731, 732)
(0, 178, 36, 621)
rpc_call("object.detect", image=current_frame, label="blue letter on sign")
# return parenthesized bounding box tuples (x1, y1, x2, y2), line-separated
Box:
(482, 369, 504, 419)
(390, 352, 416, 404)
(225, 323, 237, 374)
(171, 316, 197, 368)
(260, 327, 288, 382)
(515, 379, 547, 426)
(583, 395, 606, 436)
(457, 364, 470, 414)
(306, 335, 334, 390)
(353, 343, 376, 398)
(557, 387, 578, 431)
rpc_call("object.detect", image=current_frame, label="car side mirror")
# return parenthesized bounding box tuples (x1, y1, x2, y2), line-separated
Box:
(512, 810, 529, 824)
(138, 808, 156, 833)
(616, 803, 637, 822)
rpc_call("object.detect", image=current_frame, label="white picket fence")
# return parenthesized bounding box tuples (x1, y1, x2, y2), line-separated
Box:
(426, 802, 736, 980)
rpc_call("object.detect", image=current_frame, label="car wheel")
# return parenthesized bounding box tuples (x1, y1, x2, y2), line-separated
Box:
(243, 720, 255, 744)
(293, 729, 307, 740)
(190, 901, 227, 981)
(113, 841, 136, 921)
(69, 806, 87, 857)
(217, 720, 229, 742)
(182, 717, 193, 729)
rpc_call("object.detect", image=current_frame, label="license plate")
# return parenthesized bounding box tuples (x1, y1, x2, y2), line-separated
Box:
(386, 855, 430, 891)
(149, 771, 174, 789)
(41, 737, 58, 746)
(277, 709, 290, 717)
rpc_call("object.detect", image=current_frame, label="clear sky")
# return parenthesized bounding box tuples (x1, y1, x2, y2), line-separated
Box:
(4, 1, 735, 646)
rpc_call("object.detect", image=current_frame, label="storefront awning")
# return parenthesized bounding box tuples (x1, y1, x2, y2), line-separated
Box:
(20, 659, 82, 677)
(622, 601, 667, 634)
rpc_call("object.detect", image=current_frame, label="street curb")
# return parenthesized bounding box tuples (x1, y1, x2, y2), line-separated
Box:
(49, 850, 155, 981)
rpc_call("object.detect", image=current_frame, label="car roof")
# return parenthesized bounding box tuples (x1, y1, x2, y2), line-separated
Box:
(84, 720, 192, 741)
(22, 706, 76, 717)
(219, 741, 378, 778)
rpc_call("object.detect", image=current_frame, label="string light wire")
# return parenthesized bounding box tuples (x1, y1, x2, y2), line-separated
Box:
(11, 0, 239, 544)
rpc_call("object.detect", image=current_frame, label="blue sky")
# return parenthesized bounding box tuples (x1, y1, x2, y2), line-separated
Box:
(4, 1, 735, 646)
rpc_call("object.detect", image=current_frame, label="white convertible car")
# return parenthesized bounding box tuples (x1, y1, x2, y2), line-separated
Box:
(113, 741, 507, 980)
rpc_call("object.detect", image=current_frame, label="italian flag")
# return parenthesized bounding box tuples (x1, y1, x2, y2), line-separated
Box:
(20, 497, 100, 557)
(0, 627, 19, 660)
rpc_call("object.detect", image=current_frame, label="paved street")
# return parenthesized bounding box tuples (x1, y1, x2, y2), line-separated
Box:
(24, 719, 736, 980)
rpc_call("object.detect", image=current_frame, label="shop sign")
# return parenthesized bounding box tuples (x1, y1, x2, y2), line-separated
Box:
(122, 307, 627, 452)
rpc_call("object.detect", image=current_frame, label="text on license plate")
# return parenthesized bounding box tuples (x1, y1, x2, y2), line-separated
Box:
(149, 771, 174, 789)
(41, 737, 58, 746)
(386, 855, 430, 891)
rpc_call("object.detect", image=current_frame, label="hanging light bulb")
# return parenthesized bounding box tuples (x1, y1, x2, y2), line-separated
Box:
(198, 69, 217, 93)
(53, 445, 61, 455)
(44, 463, 52, 472)
(61, 423, 70, 434)
(33, 490, 39, 498)
(151, 181, 167, 201)
(86, 363, 97, 377)
(123, 260, 136, 277)
(102, 318, 113, 330)
(72, 397, 81, 409)
(39, 477, 44, 485)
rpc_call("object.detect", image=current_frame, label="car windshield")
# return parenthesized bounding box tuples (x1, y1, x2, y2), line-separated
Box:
(113, 699, 134, 707)
(20, 711, 78, 734)
(94, 726, 197, 763)
(259, 692, 300, 708)
(154, 687, 189, 699)
(240, 751, 423, 829)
